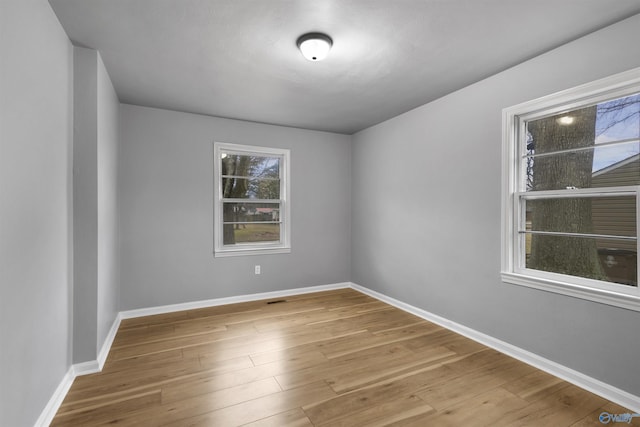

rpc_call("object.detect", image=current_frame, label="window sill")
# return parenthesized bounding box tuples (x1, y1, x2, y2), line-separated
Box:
(214, 247, 291, 258)
(501, 271, 640, 312)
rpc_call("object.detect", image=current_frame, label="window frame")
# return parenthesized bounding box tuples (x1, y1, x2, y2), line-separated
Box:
(213, 142, 291, 257)
(501, 67, 640, 311)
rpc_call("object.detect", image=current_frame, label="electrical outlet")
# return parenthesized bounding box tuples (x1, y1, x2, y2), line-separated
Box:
(255, 265, 261, 275)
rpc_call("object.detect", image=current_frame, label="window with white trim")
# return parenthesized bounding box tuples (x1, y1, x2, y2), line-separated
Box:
(502, 68, 640, 311)
(214, 142, 290, 257)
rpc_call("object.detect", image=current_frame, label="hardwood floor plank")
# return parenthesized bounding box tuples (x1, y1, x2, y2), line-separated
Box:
(113, 323, 228, 349)
(63, 356, 202, 402)
(240, 408, 314, 427)
(95, 377, 282, 426)
(51, 389, 162, 426)
(164, 382, 337, 427)
(325, 345, 457, 394)
(397, 387, 530, 427)
(312, 394, 435, 427)
(101, 348, 185, 373)
(197, 353, 255, 371)
(276, 342, 421, 390)
(403, 327, 473, 352)
(302, 362, 458, 424)
(415, 356, 535, 410)
(491, 384, 608, 427)
(247, 329, 368, 365)
(111, 323, 176, 345)
(52, 289, 637, 427)
(440, 333, 490, 355)
(55, 388, 162, 419)
(155, 361, 279, 400)
(159, 347, 326, 404)
(186, 324, 368, 365)
(249, 348, 328, 366)
(503, 368, 572, 402)
(369, 319, 435, 335)
(318, 325, 440, 359)
(327, 299, 391, 313)
(109, 324, 260, 361)
(119, 311, 189, 329)
(162, 349, 328, 402)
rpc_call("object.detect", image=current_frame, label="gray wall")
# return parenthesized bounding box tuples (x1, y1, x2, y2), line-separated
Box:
(352, 13, 640, 397)
(73, 47, 120, 362)
(0, 0, 74, 425)
(73, 46, 99, 363)
(96, 51, 120, 356)
(118, 104, 351, 310)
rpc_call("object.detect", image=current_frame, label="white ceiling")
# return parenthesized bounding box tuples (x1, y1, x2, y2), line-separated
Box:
(49, 0, 640, 134)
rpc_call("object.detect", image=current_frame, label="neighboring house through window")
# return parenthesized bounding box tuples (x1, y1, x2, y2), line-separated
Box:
(214, 142, 290, 257)
(502, 67, 640, 311)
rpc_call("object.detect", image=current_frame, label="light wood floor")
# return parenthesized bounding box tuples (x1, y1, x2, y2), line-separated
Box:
(52, 289, 638, 426)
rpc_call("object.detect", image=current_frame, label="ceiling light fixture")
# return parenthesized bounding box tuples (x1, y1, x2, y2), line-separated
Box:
(297, 32, 332, 61)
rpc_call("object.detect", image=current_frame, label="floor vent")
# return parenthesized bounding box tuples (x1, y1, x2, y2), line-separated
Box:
(266, 299, 287, 305)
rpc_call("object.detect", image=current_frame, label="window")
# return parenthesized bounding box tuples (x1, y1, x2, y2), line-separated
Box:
(213, 142, 290, 257)
(502, 68, 640, 311)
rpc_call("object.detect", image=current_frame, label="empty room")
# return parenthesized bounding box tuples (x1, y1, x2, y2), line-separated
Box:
(2, 0, 640, 426)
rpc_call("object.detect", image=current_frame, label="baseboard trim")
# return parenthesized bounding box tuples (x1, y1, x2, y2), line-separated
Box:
(33, 367, 75, 427)
(97, 313, 122, 371)
(350, 282, 640, 413)
(71, 360, 100, 376)
(119, 282, 352, 319)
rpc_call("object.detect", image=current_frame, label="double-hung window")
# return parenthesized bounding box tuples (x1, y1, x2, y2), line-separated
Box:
(502, 68, 640, 311)
(213, 142, 290, 257)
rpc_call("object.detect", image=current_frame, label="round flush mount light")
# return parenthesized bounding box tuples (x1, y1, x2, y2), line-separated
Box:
(297, 32, 332, 61)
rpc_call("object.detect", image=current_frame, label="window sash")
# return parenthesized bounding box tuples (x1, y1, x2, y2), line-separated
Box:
(514, 188, 640, 268)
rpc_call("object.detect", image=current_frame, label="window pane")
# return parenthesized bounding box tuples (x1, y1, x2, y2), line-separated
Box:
(595, 93, 640, 141)
(222, 177, 280, 199)
(592, 141, 640, 185)
(526, 235, 637, 286)
(525, 93, 640, 156)
(223, 202, 280, 223)
(525, 196, 636, 237)
(525, 141, 640, 191)
(221, 154, 280, 179)
(524, 94, 640, 192)
(223, 223, 280, 244)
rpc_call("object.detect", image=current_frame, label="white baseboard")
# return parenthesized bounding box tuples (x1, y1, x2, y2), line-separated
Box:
(97, 313, 122, 371)
(350, 282, 640, 414)
(119, 282, 352, 319)
(33, 367, 74, 427)
(71, 360, 100, 376)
